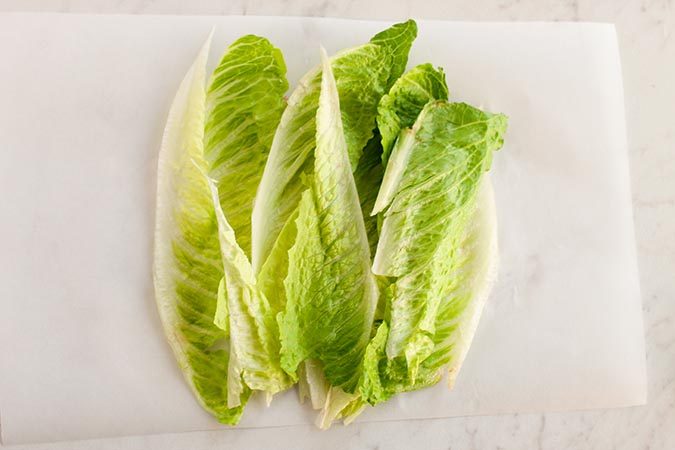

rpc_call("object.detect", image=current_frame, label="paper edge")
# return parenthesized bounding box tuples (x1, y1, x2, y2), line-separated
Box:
(0, 406, 5, 446)
(0, 11, 619, 30)
(606, 24, 648, 405)
(0, 393, 648, 446)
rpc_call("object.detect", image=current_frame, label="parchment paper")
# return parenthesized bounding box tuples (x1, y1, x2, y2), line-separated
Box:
(0, 14, 647, 445)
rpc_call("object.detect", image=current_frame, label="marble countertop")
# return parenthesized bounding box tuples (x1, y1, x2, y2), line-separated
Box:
(1, 1, 673, 449)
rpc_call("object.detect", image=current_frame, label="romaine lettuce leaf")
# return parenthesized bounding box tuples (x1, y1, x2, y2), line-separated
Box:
(335, 101, 506, 424)
(277, 48, 378, 422)
(373, 101, 507, 386)
(377, 63, 448, 164)
(354, 132, 385, 256)
(204, 36, 292, 407)
(357, 63, 448, 276)
(369, 21, 420, 88)
(204, 35, 288, 259)
(153, 34, 248, 424)
(208, 177, 291, 407)
(251, 20, 418, 275)
(363, 175, 499, 402)
(416, 174, 499, 388)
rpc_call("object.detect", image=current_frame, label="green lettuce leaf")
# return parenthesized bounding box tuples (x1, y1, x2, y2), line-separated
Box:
(277, 48, 378, 421)
(337, 175, 498, 424)
(372, 101, 507, 386)
(357, 63, 449, 298)
(337, 102, 506, 422)
(377, 63, 448, 164)
(208, 177, 291, 407)
(415, 175, 499, 388)
(345, 174, 500, 416)
(251, 20, 417, 275)
(153, 33, 248, 424)
(354, 132, 385, 256)
(204, 35, 288, 259)
(369, 20, 420, 88)
(204, 36, 292, 407)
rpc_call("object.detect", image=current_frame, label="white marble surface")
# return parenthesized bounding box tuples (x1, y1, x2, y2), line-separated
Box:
(0, 1, 673, 449)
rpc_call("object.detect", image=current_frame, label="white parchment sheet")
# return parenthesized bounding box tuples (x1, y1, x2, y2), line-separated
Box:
(0, 14, 646, 445)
